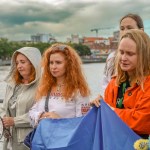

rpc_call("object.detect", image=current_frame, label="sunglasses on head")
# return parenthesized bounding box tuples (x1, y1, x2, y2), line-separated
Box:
(51, 45, 67, 51)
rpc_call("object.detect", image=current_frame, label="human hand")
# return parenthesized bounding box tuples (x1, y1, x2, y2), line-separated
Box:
(3, 117, 14, 128)
(90, 94, 103, 107)
(40, 112, 61, 119)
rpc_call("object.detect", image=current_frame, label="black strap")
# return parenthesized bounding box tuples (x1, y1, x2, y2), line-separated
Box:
(116, 80, 130, 108)
(45, 92, 50, 112)
(139, 134, 149, 139)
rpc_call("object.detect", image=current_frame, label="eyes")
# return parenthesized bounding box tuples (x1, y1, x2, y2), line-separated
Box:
(120, 26, 134, 31)
(49, 61, 63, 65)
(119, 50, 136, 56)
(16, 60, 26, 65)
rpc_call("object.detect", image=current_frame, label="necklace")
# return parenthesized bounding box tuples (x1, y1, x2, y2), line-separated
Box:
(56, 84, 64, 92)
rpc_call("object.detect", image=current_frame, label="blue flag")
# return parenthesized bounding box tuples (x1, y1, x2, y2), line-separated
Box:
(32, 100, 140, 150)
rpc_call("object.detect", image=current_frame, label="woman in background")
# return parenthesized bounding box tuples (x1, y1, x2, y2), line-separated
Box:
(101, 13, 144, 95)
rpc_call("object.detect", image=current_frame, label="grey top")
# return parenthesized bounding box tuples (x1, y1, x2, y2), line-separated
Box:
(8, 84, 22, 117)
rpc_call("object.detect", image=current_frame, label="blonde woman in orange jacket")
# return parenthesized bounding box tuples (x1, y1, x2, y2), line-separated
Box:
(91, 29, 150, 139)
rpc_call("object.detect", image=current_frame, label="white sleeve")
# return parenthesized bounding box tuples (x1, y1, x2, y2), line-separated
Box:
(105, 54, 115, 81)
(101, 51, 116, 96)
(75, 93, 90, 117)
(29, 98, 45, 127)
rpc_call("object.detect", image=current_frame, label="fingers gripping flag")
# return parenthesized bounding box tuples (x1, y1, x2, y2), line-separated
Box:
(32, 100, 140, 150)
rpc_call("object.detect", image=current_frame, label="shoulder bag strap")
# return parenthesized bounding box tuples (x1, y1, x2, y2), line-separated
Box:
(45, 92, 50, 112)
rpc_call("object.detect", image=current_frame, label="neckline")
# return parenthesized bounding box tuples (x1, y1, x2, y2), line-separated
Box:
(56, 84, 64, 92)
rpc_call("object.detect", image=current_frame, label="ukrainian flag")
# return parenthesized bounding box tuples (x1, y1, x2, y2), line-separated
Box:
(32, 100, 140, 150)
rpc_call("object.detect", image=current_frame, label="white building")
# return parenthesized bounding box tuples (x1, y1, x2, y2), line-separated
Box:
(71, 34, 79, 43)
(31, 33, 56, 43)
(67, 34, 80, 44)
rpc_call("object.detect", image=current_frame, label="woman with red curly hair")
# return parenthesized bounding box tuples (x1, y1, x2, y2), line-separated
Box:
(29, 43, 90, 126)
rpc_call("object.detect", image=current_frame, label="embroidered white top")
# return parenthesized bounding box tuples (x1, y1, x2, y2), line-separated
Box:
(29, 92, 90, 126)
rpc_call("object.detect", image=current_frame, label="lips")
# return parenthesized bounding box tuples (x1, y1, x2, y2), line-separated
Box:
(52, 71, 59, 74)
(122, 63, 129, 66)
(120, 61, 129, 66)
(18, 70, 24, 72)
(120, 62, 130, 69)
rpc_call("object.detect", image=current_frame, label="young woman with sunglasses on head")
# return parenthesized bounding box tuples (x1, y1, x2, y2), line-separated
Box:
(29, 43, 90, 126)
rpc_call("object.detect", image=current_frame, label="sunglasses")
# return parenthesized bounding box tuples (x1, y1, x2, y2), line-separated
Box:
(51, 45, 67, 51)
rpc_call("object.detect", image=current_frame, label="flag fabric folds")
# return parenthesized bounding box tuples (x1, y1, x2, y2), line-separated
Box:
(32, 100, 141, 150)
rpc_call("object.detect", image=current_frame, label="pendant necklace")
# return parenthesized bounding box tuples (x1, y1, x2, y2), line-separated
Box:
(57, 84, 64, 92)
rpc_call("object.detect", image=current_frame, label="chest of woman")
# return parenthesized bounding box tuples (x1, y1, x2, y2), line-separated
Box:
(5, 84, 36, 114)
(48, 96, 77, 118)
(106, 82, 145, 108)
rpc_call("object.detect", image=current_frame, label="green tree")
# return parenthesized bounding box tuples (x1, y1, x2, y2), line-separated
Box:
(27, 42, 52, 54)
(0, 40, 91, 59)
(0, 38, 12, 59)
(69, 43, 91, 56)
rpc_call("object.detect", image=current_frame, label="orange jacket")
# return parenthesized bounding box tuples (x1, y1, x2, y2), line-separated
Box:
(104, 76, 150, 135)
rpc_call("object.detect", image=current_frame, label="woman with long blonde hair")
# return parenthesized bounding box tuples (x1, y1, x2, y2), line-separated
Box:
(91, 29, 150, 139)
(29, 43, 90, 126)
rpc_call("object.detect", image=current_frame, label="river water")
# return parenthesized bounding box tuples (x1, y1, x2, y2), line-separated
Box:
(0, 63, 105, 100)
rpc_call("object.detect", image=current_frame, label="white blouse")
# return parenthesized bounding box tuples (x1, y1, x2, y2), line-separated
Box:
(29, 92, 90, 126)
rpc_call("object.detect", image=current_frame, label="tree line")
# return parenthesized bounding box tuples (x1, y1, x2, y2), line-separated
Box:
(0, 38, 91, 59)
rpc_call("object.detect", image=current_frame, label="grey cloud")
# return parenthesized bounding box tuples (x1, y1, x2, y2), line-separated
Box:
(0, 0, 150, 41)
(0, 1, 93, 25)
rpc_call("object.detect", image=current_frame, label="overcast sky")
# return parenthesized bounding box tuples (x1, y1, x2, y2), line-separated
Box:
(0, 0, 150, 42)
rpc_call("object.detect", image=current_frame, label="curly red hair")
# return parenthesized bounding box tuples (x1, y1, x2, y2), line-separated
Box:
(36, 43, 90, 100)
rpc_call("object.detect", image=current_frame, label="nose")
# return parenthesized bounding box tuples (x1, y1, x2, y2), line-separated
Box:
(120, 28, 128, 37)
(121, 53, 127, 61)
(124, 28, 128, 31)
(51, 63, 57, 69)
(17, 62, 22, 69)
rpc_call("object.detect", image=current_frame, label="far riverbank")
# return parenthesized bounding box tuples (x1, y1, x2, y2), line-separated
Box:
(0, 59, 11, 66)
(0, 63, 105, 102)
(0, 57, 107, 66)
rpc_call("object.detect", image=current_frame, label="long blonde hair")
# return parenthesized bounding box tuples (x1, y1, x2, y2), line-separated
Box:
(115, 29, 150, 88)
(36, 43, 90, 100)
